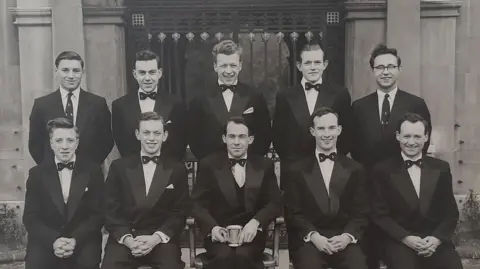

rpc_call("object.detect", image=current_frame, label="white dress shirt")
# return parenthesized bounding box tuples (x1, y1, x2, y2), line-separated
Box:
(301, 77, 322, 115)
(55, 155, 76, 203)
(376, 87, 398, 120)
(60, 87, 80, 125)
(402, 152, 422, 197)
(228, 153, 246, 188)
(219, 79, 238, 112)
(138, 88, 158, 113)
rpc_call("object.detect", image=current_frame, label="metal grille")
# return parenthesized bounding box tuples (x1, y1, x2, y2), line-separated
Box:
(131, 13, 145, 27)
(326, 11, 340, 24)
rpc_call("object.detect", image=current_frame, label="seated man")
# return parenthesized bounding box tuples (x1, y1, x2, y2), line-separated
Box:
(283, 107, 369, 269)
(371, 112, 462, 269)
(102, 112, 190, 269)
(23, 118, 104, 269)
(191, 115, 282, 269)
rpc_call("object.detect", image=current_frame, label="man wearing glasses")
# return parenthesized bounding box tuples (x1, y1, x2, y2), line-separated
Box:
(350, 44, 432, 269)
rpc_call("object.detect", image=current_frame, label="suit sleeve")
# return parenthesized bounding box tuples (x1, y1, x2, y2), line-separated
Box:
(95, 98, 114, 163)
(158, 164, 190, 238)
(191, 162, 219, 235)
(415, 99, 432, 154)
(253, 162, 282, 228)
(111, 100, 128, 157)
(336, 89, 353, 155)
(28, 99, 46, 164)
(187, 98, 205, 159)
(350, 101, 363, 164)
(371, 167, 410, 242)
(70, 166, 105, 245)
(432, 165, 459, 242)
(343, 166, 369, 240)
(23, 168, 60, 247)
(164, 101, 188, 161)
(271, 93, 289, 159)
(249, 93, 272, 156)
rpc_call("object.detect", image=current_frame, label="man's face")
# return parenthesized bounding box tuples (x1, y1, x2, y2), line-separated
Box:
(135, 120, 168, 156)
(214, 53, 242, 85)
(309, 113, 342, 152)
(50, 128, 79, 163)
(56, 59, 84, 91)
(372, 53, 400, 90)
(222, 122, 253, 158)
(296, 49, 328, 83)
(133, 60, 162, 93)
(396, 121, 428, 159)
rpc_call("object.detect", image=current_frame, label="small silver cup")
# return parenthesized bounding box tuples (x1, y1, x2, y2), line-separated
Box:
(226, 225, 243, 247)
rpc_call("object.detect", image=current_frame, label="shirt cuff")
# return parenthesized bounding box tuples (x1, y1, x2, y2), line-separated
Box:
(343, 233, 358, 244)
(118, 234, 133, 245)
(304, 231, 318, 242)
(154, 231, 170, 243)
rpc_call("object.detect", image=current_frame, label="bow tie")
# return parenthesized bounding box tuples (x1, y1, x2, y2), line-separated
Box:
(305, 82, 321, 91)
(220, 84, 237, 93)
(142, 155, 160, 164)
(318, 152, 336, 162)
(139, 91, 157, 100)
(57, 162, 75, 171)
(228, 158, 246, 167)
(405, 159, 423, 168)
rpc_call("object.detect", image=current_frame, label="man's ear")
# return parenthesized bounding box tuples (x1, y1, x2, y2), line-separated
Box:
(222, 134, 227, 144)
(247, 135, 254, 145)
(395, 131, 400, 142)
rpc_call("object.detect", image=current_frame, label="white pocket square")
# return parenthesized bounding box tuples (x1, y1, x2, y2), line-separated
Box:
(166, 120, 172, 124)
(243, 107, 254, 114)
(166, 184, 174, 189)
(84, 187, 89, 192)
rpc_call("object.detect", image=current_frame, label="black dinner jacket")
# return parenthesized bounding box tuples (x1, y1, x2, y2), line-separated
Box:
(112, 90, 188, 161)
(28, 89, 114, 165)
(191, 152, 283, 236)
(371, 155, 459, 243)
(283, 154, 369, 252)
(187, 82, 272, 160)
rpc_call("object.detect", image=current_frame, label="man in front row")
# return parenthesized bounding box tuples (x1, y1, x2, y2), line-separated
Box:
(283, 107, 369, 269)
(191, 116, 282, 269)
(371, 113, 462, 269)
(23, 118, 105, 269)
(102, 112, 190, 269)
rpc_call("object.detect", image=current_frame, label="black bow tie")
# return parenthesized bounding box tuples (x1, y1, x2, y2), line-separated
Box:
(318, 153, 336, 162)
(228, 158, 246, 167)
(405, 159, 423, 168)
(57, 162, 74, 171)
(139, 91, 157, 100)
(220, 84, 237, 93)
(305, 82, 321, 91)
(142, 155, 160, 164)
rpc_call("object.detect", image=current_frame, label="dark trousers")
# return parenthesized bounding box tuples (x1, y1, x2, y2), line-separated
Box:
(291, 243, 368, 269)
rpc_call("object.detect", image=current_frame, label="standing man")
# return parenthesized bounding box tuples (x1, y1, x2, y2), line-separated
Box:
(371, 113, 462, 269)
(102, 112, 189, 269)
(272, 41, 352, 187)
(29, 51, 113, 165)
(191, 116, 282, 269)
(188, 40, 272, 160)
(283, 107, 369, 269)
(23, 118, 105, 269)
(112, 50, 188, 161)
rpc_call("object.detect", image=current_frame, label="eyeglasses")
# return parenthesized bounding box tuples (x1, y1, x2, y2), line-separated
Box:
(373, 65, 399, 72)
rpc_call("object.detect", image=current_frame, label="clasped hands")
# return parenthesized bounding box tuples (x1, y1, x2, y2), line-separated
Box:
(124, 234, 162, 257)
(211, 219, 260, 245)
(53, 237, 76, 258)
(402, 235, 441, 257)
(311, 232, 352, 255)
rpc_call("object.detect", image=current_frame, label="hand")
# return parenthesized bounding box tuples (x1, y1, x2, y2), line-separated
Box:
(211, 226, 228, 243)
(53, 237, 69, 258)
(124, 236, 142, 257)
(311, 233, 337, 255)
(132, 235, 161, 257)
(239, 219, 260, 244)
(402, 236, 428, 252)
(418, 236, 441, 257)
(60, 238, 76, 258)
(328, 234, 352, 252)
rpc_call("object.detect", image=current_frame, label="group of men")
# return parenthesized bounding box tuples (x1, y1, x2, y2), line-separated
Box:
(22, 39, 462, 269)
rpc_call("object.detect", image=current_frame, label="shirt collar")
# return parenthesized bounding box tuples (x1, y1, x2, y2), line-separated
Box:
(376, 87, 398, 99)
(228, 153, 247, 160)
(54, 154, 76, 165)
(401, 152, 422, 162)
(218, 79, 238, 86)
(60, 86, 80, 99)
(301, 77, 323, 90)
(315, 148, 337, 162)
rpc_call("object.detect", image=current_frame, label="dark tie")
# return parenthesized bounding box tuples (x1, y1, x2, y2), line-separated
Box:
(305, 82, 321, 91)
(57, 162, 75, 171)
(381, 93, 390, 125)
(65, 92, 74, 124)
(405, 159, 423, 168)
(139, 91, 157, 100)
(228, 158, 247, 167)
(318, 152, 336, 162)
(141, 155, 160, 164)
(219, 84, 237, 93)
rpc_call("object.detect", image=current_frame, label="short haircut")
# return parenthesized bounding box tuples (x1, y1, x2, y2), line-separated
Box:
(212, 40, 243, 62)
(297, 41, 328, 63)
(47, 118, 79, 139)
(310, 107, 339, 127)
(369, 44, 402, 69)
(55, 51, 84, 68)
(223, 115, 252, 136)
(137, 111, 166, 129)
(135, 50, 160, 68)
(396, 112, 430, 135)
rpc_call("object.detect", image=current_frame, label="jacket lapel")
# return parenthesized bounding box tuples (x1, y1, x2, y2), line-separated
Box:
(390, 158, 420, 210)
(229, 85, 250, 116)
(213, 157, 239, 209)
(387, 90, 409, 133)
(76, 89, 92, 134)
(126, 157, 147, 208)
(207, 91, 229, 126)
(419, 160, 440, 214)
(367, 93, 382, 130)
(43, 162, 66, 217)
(286, 85, 311, 132)
(328, 156, 351, 215)
(66, 161, 91, 221)
(154, 92, 174, 121)
(145, 158, 173, 208)
(244, 158, 264, 212)
(313, 84, 335, 111)
(52, 90, 67, 118)
(301, 158, 330, 214)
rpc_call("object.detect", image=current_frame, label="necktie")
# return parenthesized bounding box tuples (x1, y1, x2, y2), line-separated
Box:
(65, 92, 74, 124)
(381, 93, 390, 125)
(405, 159, 423, 168)
(57, 162, 75, 171)
(142, 155, 160, 164)
(220, 84, 237, 93)
(318, 153, 336, 162)
(139, 91, 157, 100)
(228, 158, 247, 167)
(305, 82, 321, 91)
